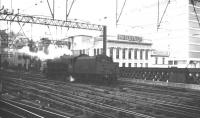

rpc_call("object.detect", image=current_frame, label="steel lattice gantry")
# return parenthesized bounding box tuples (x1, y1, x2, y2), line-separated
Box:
(0, 12, 104, 31)
(0, 12, 107, 55)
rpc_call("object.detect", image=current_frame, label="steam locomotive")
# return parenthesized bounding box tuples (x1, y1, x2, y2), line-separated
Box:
(45, 54, 119, 83)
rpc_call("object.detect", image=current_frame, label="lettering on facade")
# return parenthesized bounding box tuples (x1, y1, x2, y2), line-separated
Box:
(117, 34, 142, 42)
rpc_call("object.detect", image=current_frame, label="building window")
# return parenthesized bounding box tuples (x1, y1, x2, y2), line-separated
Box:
(97, 48, 99, 55)
(140, 63, 143, 67)
(140, 50, 143, 60)
(110, 48, 113, 58)
(168, 61, 173, 65)
(94, 49, 96, 56)
(162, 57, 165, 64)
(134, 63, 137, 67)
(116, 48, 119, 59)
(122, 63, 126, 67)
(145, 63, 148, 67)
(128, 49, 131, 59)
(174, 61, 178, 65)
(155, 57, 158, 64)
(134, 50, 137, 59)
(122, 48, 126, 59)
(145, 50, 148, 60)
(128, 63, 131, 67)
(80, 50, 82, 54)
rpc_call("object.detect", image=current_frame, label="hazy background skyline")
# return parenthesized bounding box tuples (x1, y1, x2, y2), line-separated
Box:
(0, 0, 187, 51)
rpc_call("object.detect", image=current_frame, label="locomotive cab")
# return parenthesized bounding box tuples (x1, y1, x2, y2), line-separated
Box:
(73, 54, 119, 83)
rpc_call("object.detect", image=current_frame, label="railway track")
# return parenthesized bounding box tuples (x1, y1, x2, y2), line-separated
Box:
(117, 79, 200, 107)
(59, 82, 200, 118)
(1, 82, 198, 118)
(0, 99, 69, 118)
(2, 76, 154, 118)
(1, 70, 200, 118)
(119, 78, 200, 99)
(33, 79, 200, 116)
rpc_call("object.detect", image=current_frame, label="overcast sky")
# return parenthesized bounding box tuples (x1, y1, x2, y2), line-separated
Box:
(0, 0, 186, 51)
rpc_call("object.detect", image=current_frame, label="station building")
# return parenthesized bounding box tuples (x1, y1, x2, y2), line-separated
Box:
(160, 0, 200, 68)
(71, 34, 153, 67)
(69, 0, 200, 68)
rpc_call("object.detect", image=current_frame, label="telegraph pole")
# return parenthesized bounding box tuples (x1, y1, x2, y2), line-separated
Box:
(103, 26, 107, 55)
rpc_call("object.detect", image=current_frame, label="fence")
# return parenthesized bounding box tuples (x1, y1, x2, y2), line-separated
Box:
(119, 67, 200, 84)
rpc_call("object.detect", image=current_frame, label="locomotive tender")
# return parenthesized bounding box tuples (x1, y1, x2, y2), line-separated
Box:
(45, 54, 119, 83)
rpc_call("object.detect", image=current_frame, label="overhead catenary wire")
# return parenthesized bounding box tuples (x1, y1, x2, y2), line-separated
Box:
(157, 0, 159, 31)
(117, 0, 186, 32)
(157, 0, 170, 30)
(13, 23, 26, 40)
(66, 0, 76, 20)
(116, 0, 127, 26)
(46, 0, 54, 19)
(191, 0, 200, 27)
(66, 0, 68, 21)
(17, 22, 29, 40)
(116, 0, 118, 27)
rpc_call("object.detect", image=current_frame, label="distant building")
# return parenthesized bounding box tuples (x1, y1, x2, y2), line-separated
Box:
(161, 0, 200, 68)
(150, 50, 170, 68)
(0, 30, 9, 66)
(70, 34, 153, 67)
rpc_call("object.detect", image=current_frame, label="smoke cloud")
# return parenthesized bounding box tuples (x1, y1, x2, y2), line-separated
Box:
(18, 44, 72, 60)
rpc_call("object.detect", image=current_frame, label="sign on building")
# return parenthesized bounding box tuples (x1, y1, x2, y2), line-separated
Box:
(117, 34, 142, 42)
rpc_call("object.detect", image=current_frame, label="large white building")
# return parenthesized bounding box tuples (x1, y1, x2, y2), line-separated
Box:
(163, 0, 200, 68)
(68, 0, 200, 68)
(71, 35, 153, 67)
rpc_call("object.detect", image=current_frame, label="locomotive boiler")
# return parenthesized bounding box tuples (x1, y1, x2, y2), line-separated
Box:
(45, 54, 119, 83)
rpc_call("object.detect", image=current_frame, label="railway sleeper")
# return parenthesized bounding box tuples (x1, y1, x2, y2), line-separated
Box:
(22, 90, 115, 118)
(3, 79, 155, 118)
(6, 75, 195, 118)
(0, 100, 43, 118)
(10, 90, 82, 117)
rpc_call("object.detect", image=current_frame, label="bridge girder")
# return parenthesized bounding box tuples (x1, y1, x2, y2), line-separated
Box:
(0, 11, 107, 55)
(0, 12, 104, 31)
